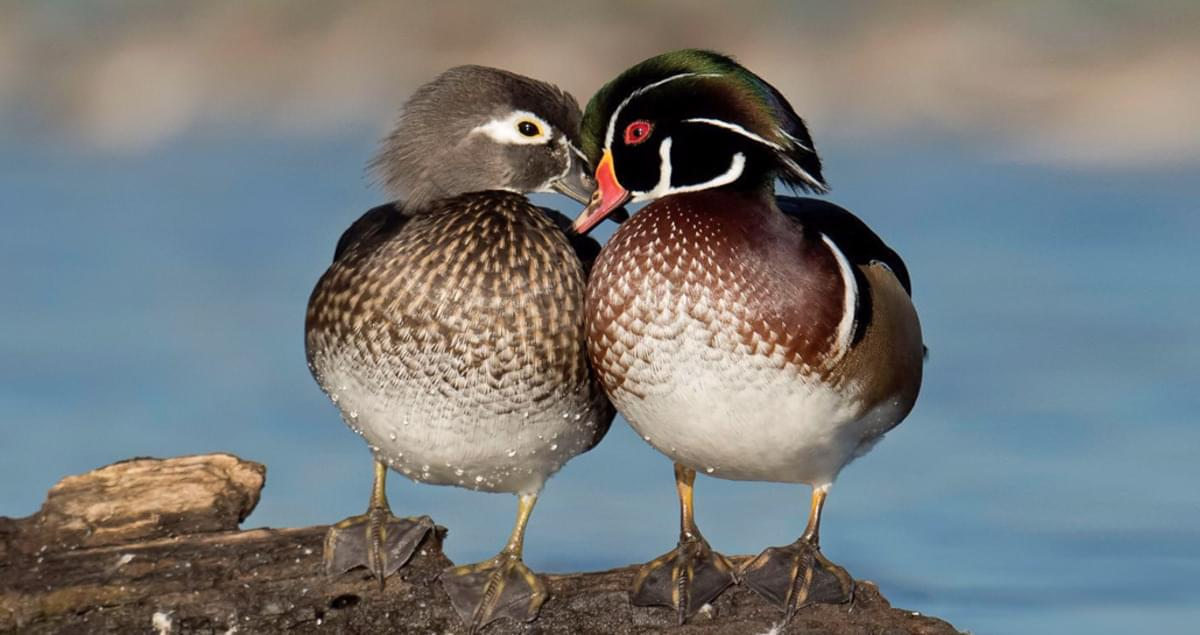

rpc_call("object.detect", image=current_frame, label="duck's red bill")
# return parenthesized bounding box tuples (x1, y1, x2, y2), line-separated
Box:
(573, 150, 630, 235)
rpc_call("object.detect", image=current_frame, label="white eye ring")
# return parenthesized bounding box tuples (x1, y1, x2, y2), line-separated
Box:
(471, 110, 552, 145)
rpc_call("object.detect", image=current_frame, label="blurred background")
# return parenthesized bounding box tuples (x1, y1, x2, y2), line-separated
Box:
(2, 2, 1197, 633)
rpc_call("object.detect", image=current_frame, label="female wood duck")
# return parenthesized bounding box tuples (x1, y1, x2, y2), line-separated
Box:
(305, 65, 614, 632)
(573, 50, 924, 623)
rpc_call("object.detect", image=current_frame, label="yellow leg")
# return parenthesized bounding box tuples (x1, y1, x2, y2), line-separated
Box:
(801, 484, 827, 545)
(371, 459, 388, 505)
(741, 484, 854, 622)
(505, 492, 537, 556)
(676, 463, 699, 539)
(323, 458, 434, 583)
(364, 459, 394, 578)
(442, 493, 548, 633)
(630, 463, 736, 623)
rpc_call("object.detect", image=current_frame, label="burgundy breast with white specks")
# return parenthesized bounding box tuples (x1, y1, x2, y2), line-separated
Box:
(583, 189, 884, 484)
(587, 189, 848, 398)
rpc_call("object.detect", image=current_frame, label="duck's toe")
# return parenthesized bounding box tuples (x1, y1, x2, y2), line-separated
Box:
(630, 532, 736, 624)
(740, 539, 854, 622)
(441, 553, 547, 634)
(323, 510, 435, 583)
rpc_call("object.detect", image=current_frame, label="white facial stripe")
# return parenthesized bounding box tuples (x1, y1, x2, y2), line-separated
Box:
(820, 233, 858, 364)
(779, 127, 813, 152)
(567, 141, 588, 162)
(686, 117, 824, 190)
(470, 110, 553, 145)
(780, 155, 825, 191)
(684, 117, 785, 151)
(628, 136, 748, 202)
(634, 137, 675, 200)
(604, 72, 722, 150)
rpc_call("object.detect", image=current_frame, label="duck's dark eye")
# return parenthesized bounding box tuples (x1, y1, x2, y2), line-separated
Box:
(517, 121, 541, 137)
(624, 120, 653, 145)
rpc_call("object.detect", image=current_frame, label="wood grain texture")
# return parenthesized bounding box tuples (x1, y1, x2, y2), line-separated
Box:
(1, 455, 962, 634)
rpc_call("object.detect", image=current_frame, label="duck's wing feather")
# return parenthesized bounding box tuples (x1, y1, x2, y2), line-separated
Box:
(331, 202, 415, 262)
(776, 196, 912, 297)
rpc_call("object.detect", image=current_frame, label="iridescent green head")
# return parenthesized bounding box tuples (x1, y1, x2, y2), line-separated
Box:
(575, 50, 828, 233)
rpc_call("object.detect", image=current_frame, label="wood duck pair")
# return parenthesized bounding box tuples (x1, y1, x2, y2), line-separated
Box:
(306, 50, 923, 631)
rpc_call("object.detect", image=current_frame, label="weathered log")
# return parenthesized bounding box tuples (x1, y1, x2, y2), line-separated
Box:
(0, 454, 962, 634)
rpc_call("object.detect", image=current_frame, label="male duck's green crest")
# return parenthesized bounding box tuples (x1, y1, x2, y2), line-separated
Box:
(579, 49, 827, 195)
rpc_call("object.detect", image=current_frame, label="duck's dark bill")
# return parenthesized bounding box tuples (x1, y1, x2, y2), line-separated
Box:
(550, 149, 596, 205)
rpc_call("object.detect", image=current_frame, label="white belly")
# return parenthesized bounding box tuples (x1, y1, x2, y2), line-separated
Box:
(314, 348, 605, 495)
(611, 326, 900, 486)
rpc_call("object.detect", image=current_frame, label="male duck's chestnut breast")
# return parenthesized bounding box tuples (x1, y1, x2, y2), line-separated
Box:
(585, 193, 847, 397)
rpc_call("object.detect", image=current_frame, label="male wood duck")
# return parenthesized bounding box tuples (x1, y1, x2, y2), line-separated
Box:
(305, 65, 615, 632)
(573, 50, 925, 623)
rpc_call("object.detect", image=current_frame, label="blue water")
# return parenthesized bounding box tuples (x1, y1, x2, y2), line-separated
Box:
(2, 126, 1197, 634)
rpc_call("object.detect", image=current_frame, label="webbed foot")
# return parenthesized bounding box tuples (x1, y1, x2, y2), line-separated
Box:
(442, 553, 547, 634)
(740, 538, 854, 622)
(323, 508, 434, 583)
(630, 532, 736, 624)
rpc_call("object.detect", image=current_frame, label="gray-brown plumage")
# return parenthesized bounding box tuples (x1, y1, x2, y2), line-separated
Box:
(370, 66, 591, 209)
(304, 65, 613, 632)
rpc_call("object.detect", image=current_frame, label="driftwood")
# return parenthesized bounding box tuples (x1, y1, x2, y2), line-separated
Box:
(0, 454, 962, 634)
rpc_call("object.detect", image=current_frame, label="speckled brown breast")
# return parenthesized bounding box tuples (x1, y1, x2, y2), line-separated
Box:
(304, 191, 611, 493)
(308, 192, 591, 402)
(585, 189, 848, 400)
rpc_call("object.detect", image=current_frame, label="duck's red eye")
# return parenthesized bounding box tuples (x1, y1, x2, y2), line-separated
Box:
(623, 120, 653, 145)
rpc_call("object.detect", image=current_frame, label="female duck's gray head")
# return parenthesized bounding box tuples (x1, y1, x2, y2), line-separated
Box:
(371, 65, 592, 209)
